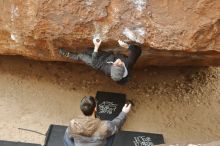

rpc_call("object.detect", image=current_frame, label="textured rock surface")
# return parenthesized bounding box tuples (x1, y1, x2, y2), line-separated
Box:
(0, 0, 219, 66)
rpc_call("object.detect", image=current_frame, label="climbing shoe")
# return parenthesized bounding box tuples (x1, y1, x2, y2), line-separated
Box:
(59, 48, 70, 57)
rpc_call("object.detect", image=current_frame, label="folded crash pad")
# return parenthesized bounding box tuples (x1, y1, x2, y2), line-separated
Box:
(0, 141, 41, 146)
(95, 91, 126, 120)
(44, 125, 67, 146)
(44, 126, 165, 146)
(112, 131, 165, 146)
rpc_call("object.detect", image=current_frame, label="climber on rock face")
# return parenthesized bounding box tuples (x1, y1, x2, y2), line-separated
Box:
(59, 38, 142, 85)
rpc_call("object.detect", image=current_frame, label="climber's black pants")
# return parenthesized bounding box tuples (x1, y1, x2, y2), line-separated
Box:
(68, 50, 93, 66)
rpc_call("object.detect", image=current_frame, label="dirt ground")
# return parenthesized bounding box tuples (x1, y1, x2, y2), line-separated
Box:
(0, 56, 220, 145)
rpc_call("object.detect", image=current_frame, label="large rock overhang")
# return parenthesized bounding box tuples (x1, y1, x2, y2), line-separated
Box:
(0, 0, 219, 66)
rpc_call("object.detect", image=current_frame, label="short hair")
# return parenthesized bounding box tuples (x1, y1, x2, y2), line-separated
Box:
(80, 96, 96, 116)
(110, 65, 125, 81)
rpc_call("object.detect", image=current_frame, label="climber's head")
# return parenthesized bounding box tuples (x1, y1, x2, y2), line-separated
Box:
(110, 59, 127, 81)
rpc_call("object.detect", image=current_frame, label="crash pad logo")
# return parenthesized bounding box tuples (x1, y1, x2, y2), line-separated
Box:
(133, 136, 154, 146)
(98, 101, 117, 114)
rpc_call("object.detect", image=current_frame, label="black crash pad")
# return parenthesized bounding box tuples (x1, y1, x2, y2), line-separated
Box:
(112, 131, 165, 146)
(44, 125, 67, 146)
(44, 125, 165, 146)
(0, 141, 41, 146)
(95, 91, 126, 120)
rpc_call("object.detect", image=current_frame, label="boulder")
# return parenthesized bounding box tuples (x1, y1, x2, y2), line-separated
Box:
(0, 0, 219, 66)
